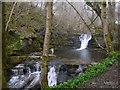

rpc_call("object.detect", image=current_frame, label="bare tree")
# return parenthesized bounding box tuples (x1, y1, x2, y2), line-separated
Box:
(85, 1, 101, 20)
(66, 0, 105, 50)
(41, 0, 53, 89)
(101, 0, 114, 52)
(108, 0, 118, 50)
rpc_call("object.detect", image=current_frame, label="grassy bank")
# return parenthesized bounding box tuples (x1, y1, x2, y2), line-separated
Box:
(48, 52, 120, 89)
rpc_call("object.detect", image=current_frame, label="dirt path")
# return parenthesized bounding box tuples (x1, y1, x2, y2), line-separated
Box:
(81, 62, 119, 88)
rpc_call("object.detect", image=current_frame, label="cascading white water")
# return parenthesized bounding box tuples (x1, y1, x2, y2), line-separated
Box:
(25, 71, 41, 88)
(27, 67, 31, 74)
(75, 65, 83, 75)
(35, 62, 40, 71)
(25, 62, 41, 88)
(11, 69, 19, 76)
(15, 64, 24, 68)
(8, 62, 41, 88)
(47, 66, 57, 86)
(77, 33, 92, 50)
(8, 62, 58, 88)
(8, 64, 28, 88)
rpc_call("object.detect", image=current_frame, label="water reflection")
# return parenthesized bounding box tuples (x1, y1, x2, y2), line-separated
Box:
(55, 47, 106, 65)
(78, 49, 91, 64)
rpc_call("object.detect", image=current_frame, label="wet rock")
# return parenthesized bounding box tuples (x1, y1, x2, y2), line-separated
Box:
(57, 71, 68, 84)
(67, 65, 79, 74)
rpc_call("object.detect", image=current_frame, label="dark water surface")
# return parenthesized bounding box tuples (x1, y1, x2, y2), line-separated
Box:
(54, 47, 107, 65)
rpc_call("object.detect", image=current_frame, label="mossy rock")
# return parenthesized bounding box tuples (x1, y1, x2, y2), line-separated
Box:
(8, 56, 22, 65)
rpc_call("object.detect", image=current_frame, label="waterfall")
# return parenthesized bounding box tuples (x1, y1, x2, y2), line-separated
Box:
(35, 62, 40, 71)
(77, 33, 92, 50)
(75, 65, 83, 76)
(11, 69, 19, 76)
(19, 69, 24, 75)
(24, 62, 41, 88)
(47, 66, 57, 86)
(27, 67, 31, 74)
(15, 64, 24, 68)
(25, 71, 41, 88)
(8, 62, 58, 88)
(8, 62, 42, 89)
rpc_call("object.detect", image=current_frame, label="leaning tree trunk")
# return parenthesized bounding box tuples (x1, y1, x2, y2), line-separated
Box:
(41, 1, 53, 89)
(101, 0, 114, 52)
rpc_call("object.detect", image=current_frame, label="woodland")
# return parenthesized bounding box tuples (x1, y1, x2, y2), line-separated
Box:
(1, 0, 120, 89)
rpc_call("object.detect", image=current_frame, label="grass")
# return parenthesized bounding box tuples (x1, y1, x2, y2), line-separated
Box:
(46, 52, 120, 89)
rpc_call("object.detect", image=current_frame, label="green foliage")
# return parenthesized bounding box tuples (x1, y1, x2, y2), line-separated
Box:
(4, 2, 46, 55)
(8, 56, 21, 65)
(4, 2, 72, 53)
(47, 53, 119, 89)
(4, 2, 45, 37)
(5, 31, 23, 55)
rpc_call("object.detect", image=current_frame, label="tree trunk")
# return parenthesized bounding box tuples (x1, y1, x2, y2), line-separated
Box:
(108, 0, 118, 50)
(2, 2, 8, 89)
(101, 0, 114, 52)
(41, 1, 53, 89)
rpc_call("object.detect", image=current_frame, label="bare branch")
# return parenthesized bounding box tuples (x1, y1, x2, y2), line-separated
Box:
(66, 0, 91, 31)
(5, 2, 17, 31)
(12, 3, 38, 22)
(88, 15, 98, 27)
(66, 0, 106, 50)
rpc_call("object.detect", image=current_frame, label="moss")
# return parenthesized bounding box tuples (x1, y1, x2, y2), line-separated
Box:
(23, 15, 29, 21)
(105, 34, 114, 52)
(27, 37, 42, 52)
(8, 56, 21, 65)
(28, 26, 35, 33)
(9, 23, 17, 30)
(41, 56, 49, 88)
(2, 73, 8, 89)
(5, 31, 23, 56)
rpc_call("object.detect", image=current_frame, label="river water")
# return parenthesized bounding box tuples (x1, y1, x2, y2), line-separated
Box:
(8, 46, 107, 89)
(55, 47, 107, 65)
(8, 33, 107, 89)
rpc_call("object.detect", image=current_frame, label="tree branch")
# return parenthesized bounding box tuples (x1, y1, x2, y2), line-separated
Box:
(88, 15, 98, 27)
(66, 0, 106, 50)
(66, 0, 91, 31)
(5, 2, 17, 31)
(12, 3, 38, 22)
(85, 2, 101, 20)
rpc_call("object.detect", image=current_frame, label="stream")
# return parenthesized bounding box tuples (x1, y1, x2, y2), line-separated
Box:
(8, 47, 107, 89)
(8, 33, 107, 89)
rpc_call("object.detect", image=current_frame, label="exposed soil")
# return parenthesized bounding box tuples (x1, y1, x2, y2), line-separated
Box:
(80, 62, 119, 88)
